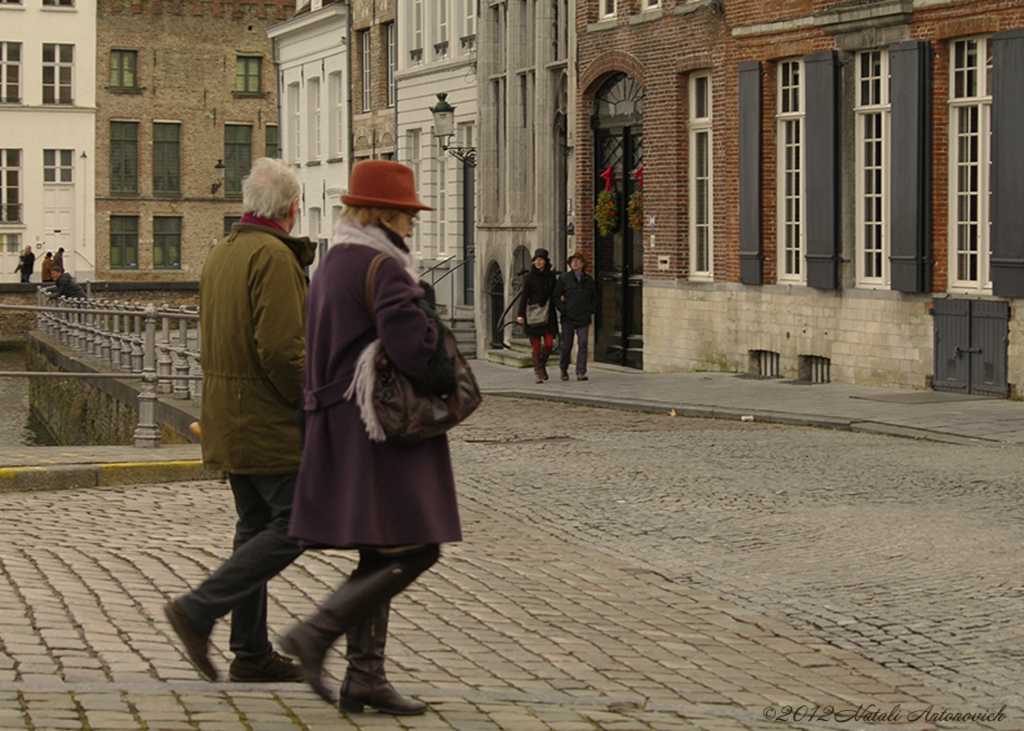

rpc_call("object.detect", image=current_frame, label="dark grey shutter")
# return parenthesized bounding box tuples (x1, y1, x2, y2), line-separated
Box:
(889, 40, 932, 293)
(991, 29, 1024, 298)
(738, 61, 763, 285)
(804, 51, 839, 289)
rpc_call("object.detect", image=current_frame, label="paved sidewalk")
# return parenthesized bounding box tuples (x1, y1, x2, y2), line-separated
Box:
(470, 360, 1024, 446)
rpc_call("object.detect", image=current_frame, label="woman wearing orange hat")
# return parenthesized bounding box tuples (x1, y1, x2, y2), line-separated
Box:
(283, 160, 460, 716)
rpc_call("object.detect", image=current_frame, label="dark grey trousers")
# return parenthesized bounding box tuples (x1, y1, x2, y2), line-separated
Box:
(177, 472, 304, 660)
(559, 322, 590, 375)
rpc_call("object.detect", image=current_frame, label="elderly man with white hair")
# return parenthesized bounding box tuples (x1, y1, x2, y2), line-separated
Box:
(164, 157, 315, 684)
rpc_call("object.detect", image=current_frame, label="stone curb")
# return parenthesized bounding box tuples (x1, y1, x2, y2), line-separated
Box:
(0, 461, 217, 493)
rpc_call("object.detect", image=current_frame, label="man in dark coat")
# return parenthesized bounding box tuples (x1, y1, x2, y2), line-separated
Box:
(553, 251, 598, 381)
(46, 264, 86, 299)
(15, 246, 35, 282)
(163, 157, 313, 685)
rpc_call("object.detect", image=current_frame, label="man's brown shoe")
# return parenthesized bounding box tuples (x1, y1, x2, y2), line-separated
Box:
(164, 600, 218, 681)
(230, 650, 303, 682)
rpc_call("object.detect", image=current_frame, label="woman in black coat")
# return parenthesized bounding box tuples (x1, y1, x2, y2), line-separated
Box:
(516, 248, 559, 383)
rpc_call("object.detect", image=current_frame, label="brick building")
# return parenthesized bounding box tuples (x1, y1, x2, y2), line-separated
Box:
(574, 0, 1024, 395)
(95, 0, 292, 281)
(351, 0, 396, 165)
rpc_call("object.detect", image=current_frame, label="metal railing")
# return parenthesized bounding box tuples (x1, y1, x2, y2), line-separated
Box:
(0, 290, 203, 448)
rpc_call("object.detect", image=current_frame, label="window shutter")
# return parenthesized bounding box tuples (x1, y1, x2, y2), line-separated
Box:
(889, 40, 932, 294)
(991, 29, 1024, 298)
(738, 61, 763, 285)
(804, 51, 839, 289)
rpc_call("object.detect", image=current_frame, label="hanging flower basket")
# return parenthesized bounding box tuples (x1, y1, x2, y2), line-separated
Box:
(627, 189, 644, 232)
(594, 190, 619, 237)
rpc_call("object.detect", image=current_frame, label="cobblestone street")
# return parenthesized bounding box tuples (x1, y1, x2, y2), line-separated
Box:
(0, 396, 1020, 730)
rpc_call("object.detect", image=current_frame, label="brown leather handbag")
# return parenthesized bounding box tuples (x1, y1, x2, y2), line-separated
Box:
(363, 254, 482, 445)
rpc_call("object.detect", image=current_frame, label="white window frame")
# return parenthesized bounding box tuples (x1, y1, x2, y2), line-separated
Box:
(600, 0, 616, 19)
(408, 129, 422, 253)
(288, 82, 300, 163)
(689, 72, 713, 281)
(465, 0, 475, 38)
(1, 42, 20, 104)
(436, 135, 447, 256)
(328, 72, 343, 159)
(360, 30, 371, 112)
(0, 149, 21, 223)
(42, 42, 73, 105)
(948, 36, 993, 294)
(307, 77, 321, 161)
(855, 49, 891, 288)
(644, 0, 660, 9)
(2, 232, 21, 254)
(776, 58, 805, 283)
(43, 148, 74, 183)
(412, 0, 423, 58)
(386, 23, 396, 108)
(437, 1, 449, 59)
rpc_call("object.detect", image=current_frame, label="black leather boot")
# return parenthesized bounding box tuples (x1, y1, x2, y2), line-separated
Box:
(532, 352, 543, 383)
(339, 601, 426, 715)
(539, 347, 552, 380)
(280, 546, 438, 705)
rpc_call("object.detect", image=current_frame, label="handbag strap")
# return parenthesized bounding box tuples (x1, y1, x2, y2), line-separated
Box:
(364, 253, 390, 316)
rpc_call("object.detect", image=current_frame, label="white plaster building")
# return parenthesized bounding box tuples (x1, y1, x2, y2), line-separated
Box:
(394, 0, 478, 319)
(476, 0, 575, 355)
(267, 0, 350, 280)
(0, 0, 96, 284)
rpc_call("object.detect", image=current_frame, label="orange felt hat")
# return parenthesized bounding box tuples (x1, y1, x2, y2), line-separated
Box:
(341, 160, 434, 211)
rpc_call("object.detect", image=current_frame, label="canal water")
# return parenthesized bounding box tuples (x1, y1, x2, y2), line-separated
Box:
(0, 346, 58, 447)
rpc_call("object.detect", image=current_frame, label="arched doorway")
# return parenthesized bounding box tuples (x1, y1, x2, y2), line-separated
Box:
(487, 261, 504, 348)
(592, 72, 643, 369)
(511, 246, 531, 340)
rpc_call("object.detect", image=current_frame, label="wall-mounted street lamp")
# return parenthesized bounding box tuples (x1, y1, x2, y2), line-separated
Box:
(429, 92, 476, 306)
(210, 159, 226, 194)
(430, 93, 476, 167)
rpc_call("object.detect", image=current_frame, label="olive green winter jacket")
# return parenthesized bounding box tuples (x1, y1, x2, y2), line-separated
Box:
(198, 222, 316, 474)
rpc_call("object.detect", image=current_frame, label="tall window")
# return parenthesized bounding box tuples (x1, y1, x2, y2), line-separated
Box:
(0, 149, 20, 222)
(110, 121, 139, 194)
(437, 2, 449, 58)
(110, 215, 138, 269)
(266, 124, 279, 158)
(777, 59, 804, 282)
(949, 37, 992, 292)
(689, 72, 712, 280)
(224, 216, 241, 236)
(361, 30, 371, 112)
(42, 43, 73, 104)
(436, 137, 447, 255)
(409, 130, 421, 252)
(2, 233, 21, 253)
(412, 0, 423, 59)
(464, 0, 475, 37)
(307, 78, 321, 160)
(42, 0, 74, 6)
(153, 216, 181, 268)
(600, 0, 616, 19)
(386, 24, 396, 107)
(328, 72, 343, 158)
(109, 50, 136, 89)
(1, 43, 20, 103)
(235, 56, 261, 94)
(288, 83, 300, 162)
(153, 122, 180, 195)
(855, 50, 890, 287)
(224, 125, 252, 196)
(43, 149, 73, 182)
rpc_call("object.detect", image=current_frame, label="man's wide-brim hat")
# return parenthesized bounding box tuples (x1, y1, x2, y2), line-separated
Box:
(568, 251, 587, 266)
(341, 160, 434, 211)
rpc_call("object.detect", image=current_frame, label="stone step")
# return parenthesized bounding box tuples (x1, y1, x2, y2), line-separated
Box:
(486, 348, 532, 368)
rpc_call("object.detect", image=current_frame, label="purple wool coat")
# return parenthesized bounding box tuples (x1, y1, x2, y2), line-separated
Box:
(289, 222, 462, 548)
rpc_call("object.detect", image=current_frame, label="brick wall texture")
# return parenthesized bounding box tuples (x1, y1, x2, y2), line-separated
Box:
(576, 0, 1024, 391)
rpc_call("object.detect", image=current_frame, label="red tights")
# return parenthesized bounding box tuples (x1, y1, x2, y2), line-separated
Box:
(531, 334, 554, 354)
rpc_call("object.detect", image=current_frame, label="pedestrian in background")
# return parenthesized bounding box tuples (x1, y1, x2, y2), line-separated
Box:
(15, 246, 34, 283)
(46, 264, 85, 300)
(41, 252, 52, 283)
(553, 251, 598, 381)
(163, 157, 314, 684)
(516, 248, 559, 383)
(52, 247, 64, 271)
(281, 160, 459, 716)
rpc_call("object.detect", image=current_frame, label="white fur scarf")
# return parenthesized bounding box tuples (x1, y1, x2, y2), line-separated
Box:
(334, 217, 419, 442)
